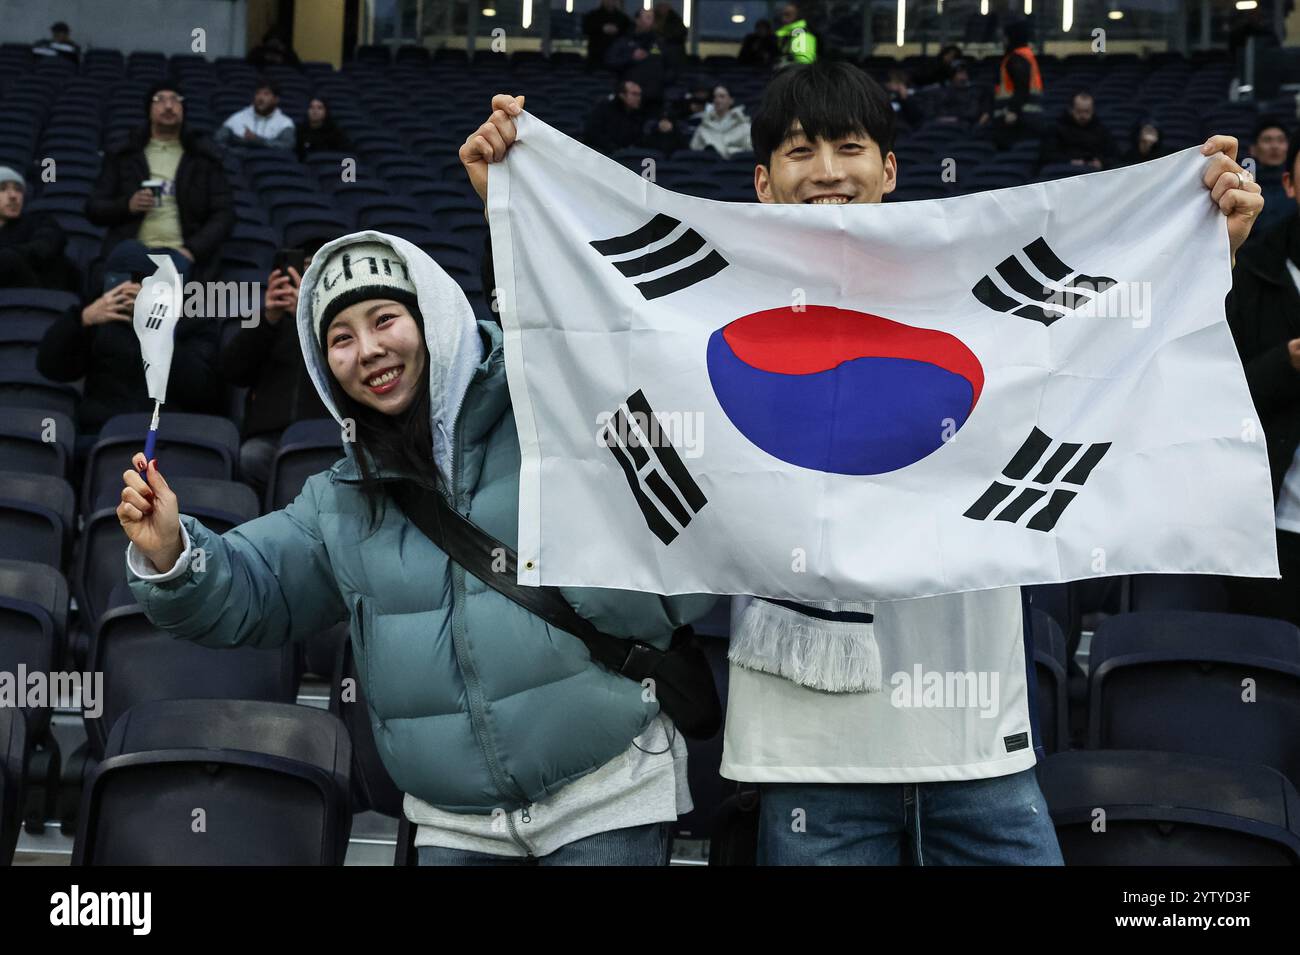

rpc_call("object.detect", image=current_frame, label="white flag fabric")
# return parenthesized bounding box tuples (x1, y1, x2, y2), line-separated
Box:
(131, 253, 184, 403)
(488, 113, 1279, 601)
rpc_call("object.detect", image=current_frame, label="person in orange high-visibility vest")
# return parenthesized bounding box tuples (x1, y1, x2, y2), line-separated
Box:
(992, 21, 1042, 148)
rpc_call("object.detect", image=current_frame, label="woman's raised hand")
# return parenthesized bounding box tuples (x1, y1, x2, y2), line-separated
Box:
(118, 453, 185, 571)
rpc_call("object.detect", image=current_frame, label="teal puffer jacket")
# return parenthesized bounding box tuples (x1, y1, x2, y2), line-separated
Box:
(129, 320, 717, 813)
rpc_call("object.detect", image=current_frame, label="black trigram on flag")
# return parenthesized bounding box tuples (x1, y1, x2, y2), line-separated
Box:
(601, 389, 707, 545)
(964, 427, 1110, 532)
(971, 237, 1116, 326)
(590, 213, 728, 300)
(144, 301, 167, 331)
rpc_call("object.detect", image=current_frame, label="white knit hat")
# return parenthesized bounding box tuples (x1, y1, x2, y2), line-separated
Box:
(311, 239, 419, 346)
(0, 166, 25, 190)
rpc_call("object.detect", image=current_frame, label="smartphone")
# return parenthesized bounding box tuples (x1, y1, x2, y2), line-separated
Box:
(273, 248, 305, 277)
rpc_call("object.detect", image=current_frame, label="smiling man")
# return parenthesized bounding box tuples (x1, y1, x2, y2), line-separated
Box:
(459, 60, 1263, 865)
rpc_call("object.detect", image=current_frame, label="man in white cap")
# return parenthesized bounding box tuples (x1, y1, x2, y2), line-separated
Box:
(0, 166, 71, 290)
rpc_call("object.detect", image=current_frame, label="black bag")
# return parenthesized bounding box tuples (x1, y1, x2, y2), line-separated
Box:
(389, 480, 723, 739)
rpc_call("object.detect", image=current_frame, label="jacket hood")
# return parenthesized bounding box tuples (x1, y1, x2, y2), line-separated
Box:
(295, 230, 483, 488)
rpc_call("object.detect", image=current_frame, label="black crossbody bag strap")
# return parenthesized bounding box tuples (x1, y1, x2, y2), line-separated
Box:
(387, 480, 667, 683)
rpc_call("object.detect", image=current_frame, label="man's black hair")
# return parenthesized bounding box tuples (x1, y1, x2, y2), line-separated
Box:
(1283, 126, 1300, 179)
(51, 22, 70, 34)
(751, 60, 895, 166)
(1253, 115, 1288, 143)
(254, 77, 280, 96)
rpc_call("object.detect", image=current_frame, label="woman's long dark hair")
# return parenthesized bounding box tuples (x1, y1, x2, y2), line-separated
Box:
(325, 307, 439, 526)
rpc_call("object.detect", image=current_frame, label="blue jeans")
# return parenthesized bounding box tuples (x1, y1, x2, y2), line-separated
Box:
(757, 768, 1064, 866)
(416, 821, 672, 866)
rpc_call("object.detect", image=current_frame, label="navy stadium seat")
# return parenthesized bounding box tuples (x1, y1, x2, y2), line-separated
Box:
(0, 560, 69, 741)
(0, 704, 25, 865)
(1122, 574, 1232, 613)
(73, 699, 351, 865)
(81, 412, 240, 517)
(1038, 750, 1300, 864)
(264, 418, 344, 512)
(1031, 608, 1069, 755)
(0, 408, 72, 479)
(0, 471, 74, 570)
(85, 586, 298, 761)
(76, 477, 258, 635)
(1088, 611, 1300, 787)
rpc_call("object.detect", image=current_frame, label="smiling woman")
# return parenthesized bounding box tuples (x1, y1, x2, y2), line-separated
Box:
(115, 230, 719, 867)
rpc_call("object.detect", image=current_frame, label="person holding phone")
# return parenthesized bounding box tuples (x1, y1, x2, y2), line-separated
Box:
(219, 238, 330, 494)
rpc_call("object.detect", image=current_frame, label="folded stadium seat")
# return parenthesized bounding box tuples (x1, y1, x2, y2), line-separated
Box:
(219, 242, 276, 275)
(1088, 611, 1300, 787)
(1037, 749, 1300, 864)
(81, 412, 240, 517)
(0, 370, 79, 421)
(282, 219, 352, 251)
(264, 418, 344, 512)
(328, 631, 402, 817)
(254, 173, 320, 199)
(1122, 574, 1232, 613)
(0, 407, 73, 480)
(327, 172, 391, 201)
(1036, 163, 1093, 183)
(84, 580, 299, 759)
(672, 177, 725, 200)
(270, 201, 351, 236)
(1030, 608, 1070, 755)
(0, 703, 25, 865)
(0, 317, 49, 372)
(77, 476, 259, 632)
(0, 471, 74, 570)
(0, 558, 69, 833)
(74, 698, 351, 865)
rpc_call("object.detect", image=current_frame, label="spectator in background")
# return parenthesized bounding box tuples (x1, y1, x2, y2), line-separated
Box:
(0, 166, 76, 291)
(991, 20, 1042, 148)
(296, 97, 353, 161)
(690, 85, 752, 159)
(220, 236, 332, 494)
(583, 0, 631, 71)
(1222, 133, 1300, 627)
(1118, 117, 1170, 166)
(36, 242, 221, 447)
(1039, 91, 1116, 169)
(916, 43, 963, 88)
(583, 80, 647, 155)
(215, 80, 296, 151)
(884, 69, 926, 130)
(930, 60, 990, 127)
(654, 2, 688, 77)
(86, 82, 233, 285)
(776, 3, 817, 66)
(606, 10, 668, 114)
(248, 28, 301, 70)
(673, 84, 712, 128)
(1248, 118, 1291, 239)
(738, 19, 778, 69)
(32, 21, 80, 63)
(643, 112, 690, 156)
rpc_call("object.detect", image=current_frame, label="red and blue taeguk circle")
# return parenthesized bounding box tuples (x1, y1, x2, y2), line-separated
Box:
(706, 305, 984, 475)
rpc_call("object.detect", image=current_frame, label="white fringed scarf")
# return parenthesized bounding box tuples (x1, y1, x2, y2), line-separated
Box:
(728, 597, 883, 694)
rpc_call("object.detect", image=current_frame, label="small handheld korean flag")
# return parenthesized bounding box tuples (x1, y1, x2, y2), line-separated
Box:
(131, 254, 184, 463)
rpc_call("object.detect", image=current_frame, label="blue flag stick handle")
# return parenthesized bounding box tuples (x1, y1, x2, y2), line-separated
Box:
(142, 400, 161, 465)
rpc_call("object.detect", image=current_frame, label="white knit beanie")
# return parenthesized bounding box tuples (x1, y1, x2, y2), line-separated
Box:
(311, 239, 419, 346)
